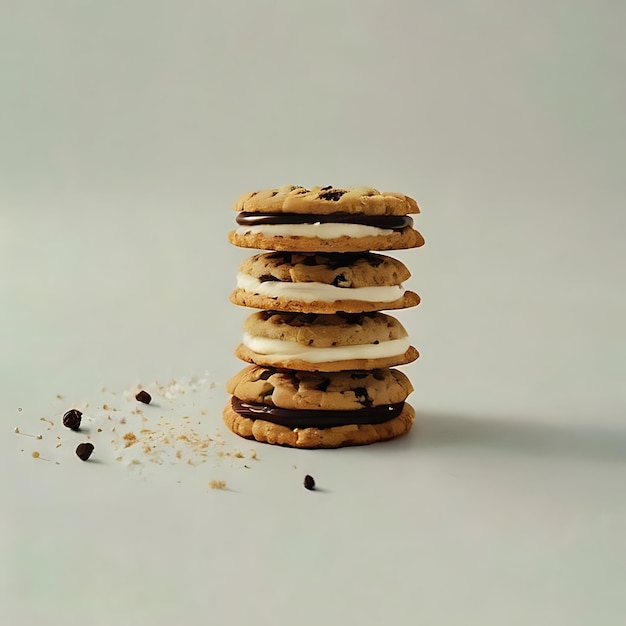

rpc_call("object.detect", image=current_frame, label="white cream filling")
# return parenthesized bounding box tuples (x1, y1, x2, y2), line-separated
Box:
(235, 223, 394, 239)
(242, 333, 410, 363)
(236, 273, 405, 303)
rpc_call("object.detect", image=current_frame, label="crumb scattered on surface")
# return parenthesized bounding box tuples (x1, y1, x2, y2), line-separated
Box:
(14, 374, 246, 484)
(209, 480, 226, 490)
(14, 427, 19, 434)
(123, 432, 138, 447)
(18, 408, 23, 412)
(32, 451, 40, 458)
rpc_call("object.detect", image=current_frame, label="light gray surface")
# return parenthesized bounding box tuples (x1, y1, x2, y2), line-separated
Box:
(2, 2, 625, 625)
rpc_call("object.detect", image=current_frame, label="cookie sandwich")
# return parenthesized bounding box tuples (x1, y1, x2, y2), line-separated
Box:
(235, 311, 419, 372)
(229, 185, 424, 252)
(231, 251, 420, 314)
(224, 365, 415, 448)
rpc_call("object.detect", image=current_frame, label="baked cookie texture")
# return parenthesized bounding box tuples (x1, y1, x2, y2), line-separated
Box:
(228, 228, 424, 253)
(231, 251, 420, 313)
(242, 311, 409, 346)
(234, 185, 419, 216)
(222, 401, 415, 449)
(227, 365, 413, 411)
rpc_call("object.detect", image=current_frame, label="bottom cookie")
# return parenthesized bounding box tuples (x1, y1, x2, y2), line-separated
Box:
(222, 401, 415, 449)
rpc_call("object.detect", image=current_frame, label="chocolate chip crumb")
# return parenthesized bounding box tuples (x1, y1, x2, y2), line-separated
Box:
(135, 390, 152, 404)
(304, 475, 316, 490)
(76, 442, 94, 461)
(62, 409, 82, 431)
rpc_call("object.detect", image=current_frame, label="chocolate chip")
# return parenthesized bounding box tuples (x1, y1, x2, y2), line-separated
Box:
(135, 390, 152, 404)
(327, 252, 360, 270)
(259, 274, 279, 282)
(259, 370, 273, 380)
(304, 475, 316, 490)
(62, 409, 82, 431)
(75, 442, 94, 461)
(318, 189, 346, 201)
(369, 256, 384, 267)
(302, 255, 318, 266)
(350, 372, 368, 380)
(320, 185, 332, 191)
(337, 312, 366, 325)
(315, 379, 330, 392)
(332, 273, 350, 287)
(354, 387, 373, 407)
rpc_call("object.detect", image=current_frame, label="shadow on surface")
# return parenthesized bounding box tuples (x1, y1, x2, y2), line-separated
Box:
(399, 410, 626, 464)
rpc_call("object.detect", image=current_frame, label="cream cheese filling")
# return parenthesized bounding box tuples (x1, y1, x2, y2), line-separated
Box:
(235, 223, 394, 239)
(236, 273, 405, 303)
(242, 333, 410, 363)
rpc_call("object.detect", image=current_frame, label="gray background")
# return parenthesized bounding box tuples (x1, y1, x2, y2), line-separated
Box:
(2, 1, 625, 625)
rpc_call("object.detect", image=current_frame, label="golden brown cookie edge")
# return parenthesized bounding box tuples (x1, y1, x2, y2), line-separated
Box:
(228, 228, 425, 252)
(229, 289, 420, 313)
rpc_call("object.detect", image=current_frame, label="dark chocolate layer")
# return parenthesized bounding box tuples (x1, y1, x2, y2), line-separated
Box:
(231, 397, 404, 429)
(236, 212, 413, 230)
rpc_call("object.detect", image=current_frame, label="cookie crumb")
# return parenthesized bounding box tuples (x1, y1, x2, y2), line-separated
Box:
(32, 451, 40, 458)
(123, 432, 138, 447)
(209, 480, 226, 490)
(135, 390, 152, 404)
(14, 427, 19, 434)
(62, 409, 82, 431)
(18, 407, 23, 412)
(76, 443, 95, 461)
(304, 475, 316, 490)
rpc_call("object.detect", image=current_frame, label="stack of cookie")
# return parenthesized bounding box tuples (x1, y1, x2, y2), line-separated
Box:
(224, 185, 424, 448)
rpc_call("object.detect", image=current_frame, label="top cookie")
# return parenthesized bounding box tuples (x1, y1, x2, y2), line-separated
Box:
(230, 185, 425, 252)
(234, 185, 419, 216)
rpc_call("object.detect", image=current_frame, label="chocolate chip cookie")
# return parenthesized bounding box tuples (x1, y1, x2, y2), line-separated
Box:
(231, 251, 420, 313)
(235, 311, 419, 372)
(223, 364, 415, 448)
(229, 185, 424, 252)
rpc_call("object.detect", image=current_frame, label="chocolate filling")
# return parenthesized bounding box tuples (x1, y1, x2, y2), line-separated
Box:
(231, 397, 404, 429)
(236, 212, 413, 230)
